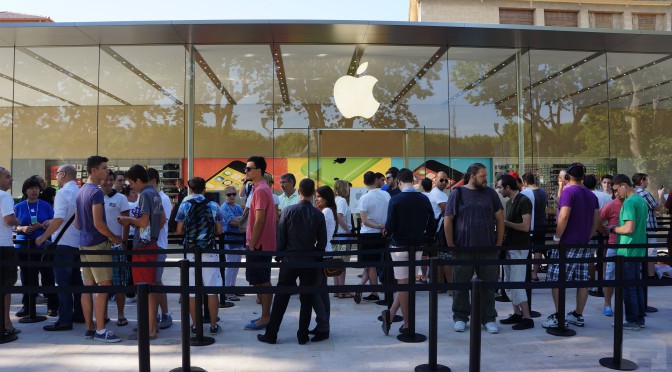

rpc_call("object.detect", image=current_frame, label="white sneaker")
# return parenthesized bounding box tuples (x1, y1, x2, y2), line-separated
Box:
(453, 320, 466, 332)
(484, 322, 499, 334)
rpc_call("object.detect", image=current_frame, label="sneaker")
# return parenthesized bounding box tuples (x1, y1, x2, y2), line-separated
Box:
(363, 294, 380, 302)
(542, 313, 568, 329)
(191, 326, 197, 335)
(128, 297, 137, 303)
(94, 330, 122, 343)
(35, 295, 48, 304)
(622, 322, 641, 331)
(499, 313, 523, 325)
(453, 320, 466, 332)
(638, 319, 646, 328)
(84, 329, 96, 339)
(566, 311, 584, 327)
(159, 314, 173, 329)
(209, 324, 221, 335)
(15, 307, 28, 317)
(483, 322, 499, 334)
(602, 306, 614, 317)
(512, 318, 534, 330)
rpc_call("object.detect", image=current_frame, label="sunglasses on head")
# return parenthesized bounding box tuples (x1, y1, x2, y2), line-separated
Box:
(226, 193, 236, 197)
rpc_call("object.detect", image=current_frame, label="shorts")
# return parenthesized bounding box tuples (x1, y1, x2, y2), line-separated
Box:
(504, 249, 529, 305)
(605, 248, 617, 281)
(390, 247, 423, 280)
(80, 241, 113, 284)
(111, 244, 130, 286)
(546, 247, 591, 282)
(332, 243, 351, 262)
(530, 229, 547, 254)
(187, 251, 222, 296)
(131, 242, 159, 284)
(0, 246, 18, 286)
(358, 233, 385, 265)
(155, 252, 167, 282)
(246, 251, 272, 285)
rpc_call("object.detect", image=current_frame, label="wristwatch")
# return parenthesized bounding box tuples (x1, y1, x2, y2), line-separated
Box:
(609, 226, 616, 234)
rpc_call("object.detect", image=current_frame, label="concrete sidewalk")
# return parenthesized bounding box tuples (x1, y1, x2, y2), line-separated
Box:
(1, 255, 671, 372)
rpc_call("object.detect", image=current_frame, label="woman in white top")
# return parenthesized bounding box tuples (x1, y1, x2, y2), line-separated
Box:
(312, 185, 337, 337)
(333, 180, 353, 298)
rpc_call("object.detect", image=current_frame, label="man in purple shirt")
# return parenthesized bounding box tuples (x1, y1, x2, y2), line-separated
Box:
(542, 163, 600, 330)
(75, 156, 123, 343)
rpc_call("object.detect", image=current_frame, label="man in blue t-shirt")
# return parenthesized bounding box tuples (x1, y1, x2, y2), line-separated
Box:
(75, 156, 122, 343)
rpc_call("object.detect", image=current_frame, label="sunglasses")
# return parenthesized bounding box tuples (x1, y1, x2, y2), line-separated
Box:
(226, 193, 236, 197)
(439, 179, 448, 183)
(244, 166, 257, 172)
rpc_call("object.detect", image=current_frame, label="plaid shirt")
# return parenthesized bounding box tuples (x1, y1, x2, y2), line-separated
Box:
(635, 187, 658, 229)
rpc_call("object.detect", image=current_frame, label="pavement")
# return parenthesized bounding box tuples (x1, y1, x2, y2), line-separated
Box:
(1, 251, 671, 372)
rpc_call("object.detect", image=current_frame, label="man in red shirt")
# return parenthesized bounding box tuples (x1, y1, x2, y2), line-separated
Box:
(244, 156, 277, 331)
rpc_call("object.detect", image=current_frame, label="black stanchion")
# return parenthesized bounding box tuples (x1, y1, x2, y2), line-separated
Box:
(19, 240, 47, 324)
(377, 238, 393, 307)
(546, 244, 576, 337)
(170, 260, 206, 372)
(190, 245, 215, 347)
(469, 279, 483, 372)
(0, 250, 18, 343)
(642, 252, 658, 313)
(398, 246, 426, 343)
(137, 283, 151, 372)
(415, 258, 450, 372)
(599, 256, 638, 371)
(589, 242, 605, 298)
(525, 250, 541, 318)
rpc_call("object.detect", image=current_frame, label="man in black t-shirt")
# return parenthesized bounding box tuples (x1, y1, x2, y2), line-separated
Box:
(496, 174, 534, 330)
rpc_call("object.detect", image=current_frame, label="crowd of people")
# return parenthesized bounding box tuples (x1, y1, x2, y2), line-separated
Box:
(0, 156, 668, 344)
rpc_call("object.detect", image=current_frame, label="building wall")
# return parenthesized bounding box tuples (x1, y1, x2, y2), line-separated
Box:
(418, 0, 672, 30)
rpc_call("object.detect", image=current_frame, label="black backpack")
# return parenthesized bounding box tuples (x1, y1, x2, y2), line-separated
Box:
(184, 198, 215, 251)
(435, 186, 462, 247)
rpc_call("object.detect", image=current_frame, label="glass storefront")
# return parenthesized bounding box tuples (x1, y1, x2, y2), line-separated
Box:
(1, 23, 671, 201)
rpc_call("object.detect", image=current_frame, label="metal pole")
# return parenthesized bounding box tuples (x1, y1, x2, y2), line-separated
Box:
(398, 245, 426, 343)
(190, 245, 214, 346)
(170, 260, 206, 372)
(137, 283, 151, 372)
(19, 239, 47, 324)
(599, 255, 638, 370)
(415, 258, 450, 372)
(469, 279, 483, 372)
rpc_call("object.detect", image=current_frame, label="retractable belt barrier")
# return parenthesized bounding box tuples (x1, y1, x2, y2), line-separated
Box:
(1, 230, 671, 372)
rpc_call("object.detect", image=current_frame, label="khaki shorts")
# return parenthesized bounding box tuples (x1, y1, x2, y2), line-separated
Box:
(391, 248, 423, 280)
(80, 241, 113, 284)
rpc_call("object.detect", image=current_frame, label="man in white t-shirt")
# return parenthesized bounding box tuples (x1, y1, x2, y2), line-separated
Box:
(147, 168, 173, 329)
(354, 171, 390, 303)
(100, 169, 130, 327)
(36, 165, 84, 332)
(429, 171, 449, 220)
(0, 166, 20, 335)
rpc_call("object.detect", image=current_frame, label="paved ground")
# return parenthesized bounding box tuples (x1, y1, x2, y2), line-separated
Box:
(1, 251, 671, 372)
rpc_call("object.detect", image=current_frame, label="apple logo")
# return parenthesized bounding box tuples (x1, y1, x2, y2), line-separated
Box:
(333, 62, 380, 119)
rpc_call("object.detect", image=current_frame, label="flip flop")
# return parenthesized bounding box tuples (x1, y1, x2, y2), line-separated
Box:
(5, 327, 21, 335)
(117, 318, 128, 326)
(341, 293, 354, 298)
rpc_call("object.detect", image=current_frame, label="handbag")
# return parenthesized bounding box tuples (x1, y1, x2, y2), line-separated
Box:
(41, 215, 76, 262)
(238, 209, 249, 233)
(323, 257, 344, 277)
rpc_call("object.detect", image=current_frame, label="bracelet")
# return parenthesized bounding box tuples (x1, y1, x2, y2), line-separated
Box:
(552, 235, 560, 242)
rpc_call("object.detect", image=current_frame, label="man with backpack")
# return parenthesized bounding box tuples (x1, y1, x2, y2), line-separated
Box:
(175, 177, 223, 335)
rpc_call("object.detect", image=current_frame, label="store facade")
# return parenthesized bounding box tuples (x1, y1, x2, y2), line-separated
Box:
(1, 21, 671, 201)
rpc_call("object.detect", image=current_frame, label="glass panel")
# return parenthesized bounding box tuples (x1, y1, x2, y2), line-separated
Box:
(607, 51, 672, 187)
(98, 45, 186, 161)
(12, 46, 99, 192)
(448, 47, 520, 185)
(0, 48, 13, 171)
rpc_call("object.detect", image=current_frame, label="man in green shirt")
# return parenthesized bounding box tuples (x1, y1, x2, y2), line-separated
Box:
(609, 174, 648, 330)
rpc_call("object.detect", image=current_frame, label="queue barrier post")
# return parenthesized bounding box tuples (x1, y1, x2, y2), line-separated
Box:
(170, 259, 206, 372)
(546, 243, 576, 337)
(18, 239, 47, 324)
(190, 245, 215, 347)
(468, 278, 483, 372)
(136, 283, 151, 372)
(599, 255, 638, 371)
(525, 249, 541, 318)
(398, 245, 426, 343)
(415, 257, 450, 372)
(642, 242, 657, 313)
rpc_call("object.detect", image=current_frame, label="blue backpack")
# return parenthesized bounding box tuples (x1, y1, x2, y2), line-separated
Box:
(184, 198, 215, 251)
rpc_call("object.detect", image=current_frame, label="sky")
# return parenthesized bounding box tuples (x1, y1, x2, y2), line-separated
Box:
(3, 0, 409, 23)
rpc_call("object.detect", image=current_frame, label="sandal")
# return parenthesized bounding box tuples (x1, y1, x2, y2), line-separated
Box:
(340, 293, 354, 298)
(117, 317, 128, 326)
(5, 327, 21, 335)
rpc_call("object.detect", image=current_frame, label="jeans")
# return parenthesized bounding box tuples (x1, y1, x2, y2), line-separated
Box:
(312, 271, 330, 333)
(53, 245, 84, 325)
(224, 244, 244, 287)
(623, 260, 645, 324)
(452, 251, 499, 324)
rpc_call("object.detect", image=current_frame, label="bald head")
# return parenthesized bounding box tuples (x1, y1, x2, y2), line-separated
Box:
(57, 164, 77, 187)
(436, 171, 449, 191)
